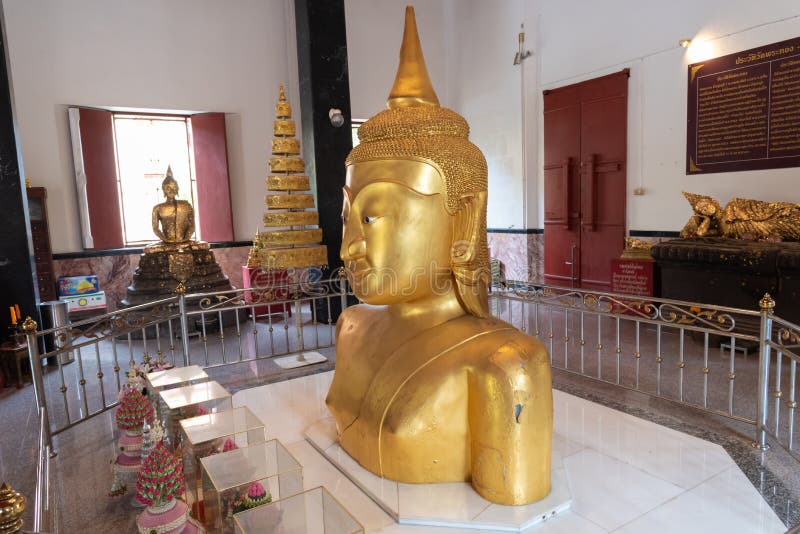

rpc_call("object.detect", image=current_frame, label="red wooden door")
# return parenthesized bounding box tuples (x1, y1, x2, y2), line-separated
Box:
(543, 86, 581, 287)
(543, 70, 628, 289)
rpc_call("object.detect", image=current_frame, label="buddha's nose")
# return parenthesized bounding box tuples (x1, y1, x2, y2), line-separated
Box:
(347, 239, 366, 259)
(339, 232, 367, 261)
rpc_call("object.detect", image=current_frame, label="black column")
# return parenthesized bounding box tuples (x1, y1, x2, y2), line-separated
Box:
(294, 0, 352, 271)
(294, 0, 354, 320)
(0, 19, 37, 342)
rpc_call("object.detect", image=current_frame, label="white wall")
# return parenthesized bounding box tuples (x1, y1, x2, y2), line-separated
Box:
(8, 0, 800, 251)
(345, 0, 448, 121)
(385, 0, 800, 232)
(346, 0, 536, 230)
(534, 0, 800, 231)
(443, 0, 534, 230)
(3, 0, 300, 252)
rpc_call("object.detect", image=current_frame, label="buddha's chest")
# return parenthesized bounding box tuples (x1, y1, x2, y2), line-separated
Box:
(336, 355, 471, 481)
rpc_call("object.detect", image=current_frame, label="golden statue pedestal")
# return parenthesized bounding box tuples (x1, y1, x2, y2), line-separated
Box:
(122, 243, 233, 308)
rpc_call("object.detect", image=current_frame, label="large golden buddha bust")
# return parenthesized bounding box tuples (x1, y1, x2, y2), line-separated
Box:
(326, 6, 553, 505)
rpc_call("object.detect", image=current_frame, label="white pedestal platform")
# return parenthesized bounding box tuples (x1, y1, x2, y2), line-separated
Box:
(234, 371, 787, 534)
(305, 417, 571, 532)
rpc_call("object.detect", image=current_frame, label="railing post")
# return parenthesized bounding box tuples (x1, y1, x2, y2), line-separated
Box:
(338, 266, 348, 316)
(755, 293, 774, 451)
(22, 317, 55, 456)
(177, 283, 191, 367)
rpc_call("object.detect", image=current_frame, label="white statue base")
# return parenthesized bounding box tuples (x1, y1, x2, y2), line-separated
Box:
(305, 417, 571, 532)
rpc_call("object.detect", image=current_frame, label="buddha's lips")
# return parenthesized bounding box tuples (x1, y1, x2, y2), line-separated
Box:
(345, 262, 371, 281)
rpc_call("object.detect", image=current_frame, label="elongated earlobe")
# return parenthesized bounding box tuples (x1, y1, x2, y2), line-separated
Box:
(453, 191, 490, 318)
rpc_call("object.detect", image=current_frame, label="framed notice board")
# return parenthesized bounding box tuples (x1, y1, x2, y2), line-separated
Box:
(687, 36, 800, 175)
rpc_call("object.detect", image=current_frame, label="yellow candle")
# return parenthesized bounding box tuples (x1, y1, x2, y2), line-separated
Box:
(9, 306, 16, 325)
(14, 304, 20, 320)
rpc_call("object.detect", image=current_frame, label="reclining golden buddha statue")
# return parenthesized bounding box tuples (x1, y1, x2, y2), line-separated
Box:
(325, 6, 553, 506)
(680, 191, 800, 241)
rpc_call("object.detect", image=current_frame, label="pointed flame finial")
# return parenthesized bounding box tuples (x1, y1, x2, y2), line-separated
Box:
(387, 6, 439, 109)
(279, 84, 286, 102)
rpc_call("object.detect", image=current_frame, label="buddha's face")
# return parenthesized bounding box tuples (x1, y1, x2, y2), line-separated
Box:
(163, 182, 178, 200)
(696, 199, 717, 217)
(341, 160, 453, 304)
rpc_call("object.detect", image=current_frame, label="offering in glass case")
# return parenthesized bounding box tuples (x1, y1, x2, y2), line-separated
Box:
(179, 407, 267, 519)
(159, 381, 232, 449)
(147, 365, 209, 395)
(200, 439, 302, 534)
(233, 486, 363, 534)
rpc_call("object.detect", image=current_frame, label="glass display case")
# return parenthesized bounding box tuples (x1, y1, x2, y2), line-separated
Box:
(180, 407, 268, 517)
(233, 486, 363, 534)
(147, 364, 209, 394)
(146, 364, 209, 409)
(159, 380, 232, 448)
(200, 439, 303, 534)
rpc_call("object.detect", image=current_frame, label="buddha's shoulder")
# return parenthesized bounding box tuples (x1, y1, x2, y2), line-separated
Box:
(453, 315, 550, 373)
(339, 303, 378, 323)
(337, 304, 386, 335)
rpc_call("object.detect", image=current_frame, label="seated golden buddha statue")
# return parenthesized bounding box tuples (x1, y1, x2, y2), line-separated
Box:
(326, 7, 553, 506)
(146, 166, 208, 253)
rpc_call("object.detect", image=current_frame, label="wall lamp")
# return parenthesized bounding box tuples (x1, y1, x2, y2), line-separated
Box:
(679, 39, 692, 48)
(513, 30, 532, 66)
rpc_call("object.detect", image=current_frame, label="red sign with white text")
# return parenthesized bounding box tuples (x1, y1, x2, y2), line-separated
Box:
(611, 259, 654, 297)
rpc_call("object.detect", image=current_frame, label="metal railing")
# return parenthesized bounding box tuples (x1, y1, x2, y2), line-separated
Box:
(22, 273, 351, 447)
(491, 281, 797, 458)
(22, 276, 798, 460)
(33, 407, 55, 534)
(20, 276, 800, 531)
(762, 313, 799, 460)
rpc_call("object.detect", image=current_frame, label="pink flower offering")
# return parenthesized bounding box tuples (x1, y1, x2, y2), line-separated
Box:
(248, 481, 266, 499)
(195, 405, 210, 416)
(222, 438, 238, 452)
(135, 499, 189, 534)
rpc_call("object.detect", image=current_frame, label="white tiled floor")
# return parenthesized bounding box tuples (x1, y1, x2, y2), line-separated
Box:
(234, 372, 787, 533)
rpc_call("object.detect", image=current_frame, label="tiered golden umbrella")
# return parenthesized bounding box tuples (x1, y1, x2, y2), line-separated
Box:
(252, 84, 328, 368)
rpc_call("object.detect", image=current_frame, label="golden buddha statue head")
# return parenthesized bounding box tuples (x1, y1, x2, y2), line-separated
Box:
(161, 166, 180, 200)
(342, 6, 490, 317)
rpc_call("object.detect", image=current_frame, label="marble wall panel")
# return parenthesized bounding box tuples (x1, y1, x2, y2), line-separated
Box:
(53, 255, 138, 311)
(487, 233, 530, 282)
(53, 245, 251, 311)
(212, 247, 250, 290)
(486, 232, 546, 283)
(487, 232, 674, 287)
(528, 233, 544, 283)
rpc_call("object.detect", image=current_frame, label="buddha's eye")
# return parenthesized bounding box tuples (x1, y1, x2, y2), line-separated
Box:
(362, 215, 378, 224)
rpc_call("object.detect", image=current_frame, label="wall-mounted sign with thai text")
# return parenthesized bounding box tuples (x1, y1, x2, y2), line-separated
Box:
(687, 36, 800, 174)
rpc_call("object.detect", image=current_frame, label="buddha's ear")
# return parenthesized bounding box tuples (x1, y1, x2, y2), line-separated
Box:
(452, 191, 486, 265)
(452, 191, 490, 318)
